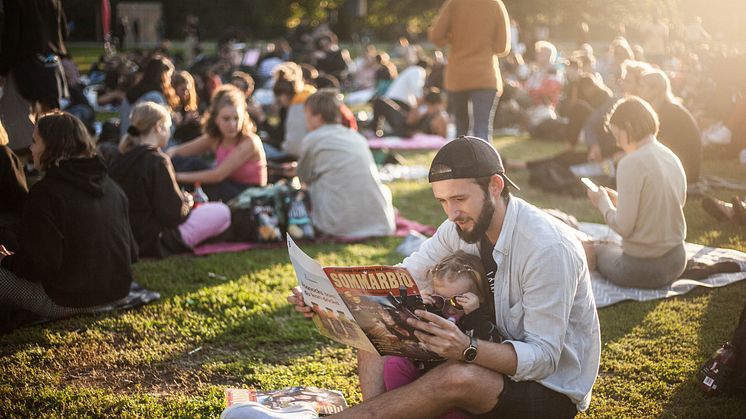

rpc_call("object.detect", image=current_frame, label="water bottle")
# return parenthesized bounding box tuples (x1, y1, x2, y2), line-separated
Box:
(697, 342, 737, 396)
(287, 191, 314, 240)
(192, 182, 209, 208)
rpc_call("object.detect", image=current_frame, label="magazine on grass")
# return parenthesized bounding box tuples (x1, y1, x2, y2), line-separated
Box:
(287, 235, 441, 361)
(225, 386, 348, 415)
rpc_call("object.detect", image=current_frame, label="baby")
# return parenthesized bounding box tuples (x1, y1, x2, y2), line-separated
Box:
(383, 251, 500, 419)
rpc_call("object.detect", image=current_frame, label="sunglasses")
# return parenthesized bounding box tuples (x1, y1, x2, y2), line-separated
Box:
(429, 294, 465, 317)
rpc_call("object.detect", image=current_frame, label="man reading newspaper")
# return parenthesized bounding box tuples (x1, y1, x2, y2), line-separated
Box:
(287, 136, 601, 418)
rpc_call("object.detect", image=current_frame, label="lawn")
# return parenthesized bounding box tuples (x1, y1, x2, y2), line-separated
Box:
(4, 43, 746, 417)
(2, 134, 745, 418)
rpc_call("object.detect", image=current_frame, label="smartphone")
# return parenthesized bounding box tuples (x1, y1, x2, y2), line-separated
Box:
(580, 177, 599, 193)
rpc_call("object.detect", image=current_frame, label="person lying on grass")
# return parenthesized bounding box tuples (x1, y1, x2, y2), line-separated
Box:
(288, 136, 601, 418)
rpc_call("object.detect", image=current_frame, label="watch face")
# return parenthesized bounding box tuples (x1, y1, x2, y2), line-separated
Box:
(463, 346, 477, 362)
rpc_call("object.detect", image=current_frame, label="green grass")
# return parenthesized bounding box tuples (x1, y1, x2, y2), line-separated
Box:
(3, 135, 746, 418)
(4, 46, 746, 416)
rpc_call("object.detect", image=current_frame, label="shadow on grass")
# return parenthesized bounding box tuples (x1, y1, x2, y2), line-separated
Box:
(0, 237, 408, 412)
(656, 282, 746, 419)
(597, 299, 665, 345)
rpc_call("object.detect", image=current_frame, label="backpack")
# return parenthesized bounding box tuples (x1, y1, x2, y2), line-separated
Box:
(528, 160, 585, 197)
(227, 180, 314, 243)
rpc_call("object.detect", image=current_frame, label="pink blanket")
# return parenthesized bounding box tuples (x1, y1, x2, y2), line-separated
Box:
(193, 215, 435, 256)
(366, 133, 449, 150)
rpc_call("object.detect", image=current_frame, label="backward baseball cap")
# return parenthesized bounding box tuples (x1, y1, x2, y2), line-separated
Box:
(428, 135, 519, 190)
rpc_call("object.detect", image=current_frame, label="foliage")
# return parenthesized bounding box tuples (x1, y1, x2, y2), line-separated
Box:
(61, 0, 745, 45)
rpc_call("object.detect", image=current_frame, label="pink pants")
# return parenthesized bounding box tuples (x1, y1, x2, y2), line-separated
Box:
(178, 202, 231, 247)
(383, 356, 473, 419)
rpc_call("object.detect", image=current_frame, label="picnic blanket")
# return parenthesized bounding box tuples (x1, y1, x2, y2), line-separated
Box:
(378, 164, 430, 183)
(1, 282, 161, 332)
(367, 133, 450, 150)
(193, 214, 436, 256)
(580, 222, 746, 308)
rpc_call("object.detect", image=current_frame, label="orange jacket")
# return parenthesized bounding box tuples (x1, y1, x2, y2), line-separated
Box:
(428, 0, 511, 93)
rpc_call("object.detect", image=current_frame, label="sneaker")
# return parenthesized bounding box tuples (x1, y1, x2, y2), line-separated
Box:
(220, 402, 318, 419)
(702, 196, 734, 221)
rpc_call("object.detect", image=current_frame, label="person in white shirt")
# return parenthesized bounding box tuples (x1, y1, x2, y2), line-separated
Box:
(587, 96, 687, 288)
(372, 60, 429, 137)
(288, 136, 601, 418)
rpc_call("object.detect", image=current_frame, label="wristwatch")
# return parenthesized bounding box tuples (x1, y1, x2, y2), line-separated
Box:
(462, 335, 478, 363)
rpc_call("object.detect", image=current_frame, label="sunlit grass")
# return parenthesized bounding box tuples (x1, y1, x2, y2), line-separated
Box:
(4, 46, 746, 417)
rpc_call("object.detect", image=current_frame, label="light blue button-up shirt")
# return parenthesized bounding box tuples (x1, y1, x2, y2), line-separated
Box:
(402, 196, 601, 411)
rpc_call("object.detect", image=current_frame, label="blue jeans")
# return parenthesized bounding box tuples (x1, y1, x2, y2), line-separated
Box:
(263, 143, 290, 161)
(448, 89, 498, 141)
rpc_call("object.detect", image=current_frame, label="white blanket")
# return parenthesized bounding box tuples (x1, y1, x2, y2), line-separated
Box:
(580, 223, 746, 308)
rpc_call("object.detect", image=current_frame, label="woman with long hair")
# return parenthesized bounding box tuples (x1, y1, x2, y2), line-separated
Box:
(167, 85, 267, 201)
(0, 112, 136, 318)
(109, 102, 231, 258)
(171, 70, 202, 143)
(119, 55, 179, 136)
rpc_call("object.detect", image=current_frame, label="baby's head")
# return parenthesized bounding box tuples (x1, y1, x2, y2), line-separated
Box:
(428, 251, 487, 302)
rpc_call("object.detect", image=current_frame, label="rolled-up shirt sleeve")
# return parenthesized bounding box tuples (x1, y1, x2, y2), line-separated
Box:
(503, 243, 580, 381)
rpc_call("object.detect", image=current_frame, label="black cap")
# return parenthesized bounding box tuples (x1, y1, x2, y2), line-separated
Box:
(428, 136, 519, 190)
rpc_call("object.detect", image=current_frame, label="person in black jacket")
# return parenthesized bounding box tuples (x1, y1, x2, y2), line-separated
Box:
(0, 0, 69, 113)
(0, 112, 136, 318)
(109, 102, 231, 258)
(0, 120, 28, 251)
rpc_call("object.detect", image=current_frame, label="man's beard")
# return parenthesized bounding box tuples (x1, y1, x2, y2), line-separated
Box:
(455, 192, 495, 244)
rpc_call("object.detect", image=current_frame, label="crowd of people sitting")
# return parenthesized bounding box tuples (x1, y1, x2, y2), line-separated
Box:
(1, 8, 744, 325)
(2, 3, 746, 417)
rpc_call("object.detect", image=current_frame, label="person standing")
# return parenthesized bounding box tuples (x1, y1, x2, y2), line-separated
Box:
(429, 0, 510, 141)
(0, 0, 70, 151)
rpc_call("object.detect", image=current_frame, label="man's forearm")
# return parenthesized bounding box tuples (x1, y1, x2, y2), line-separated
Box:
(472, 340, 518, 376)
